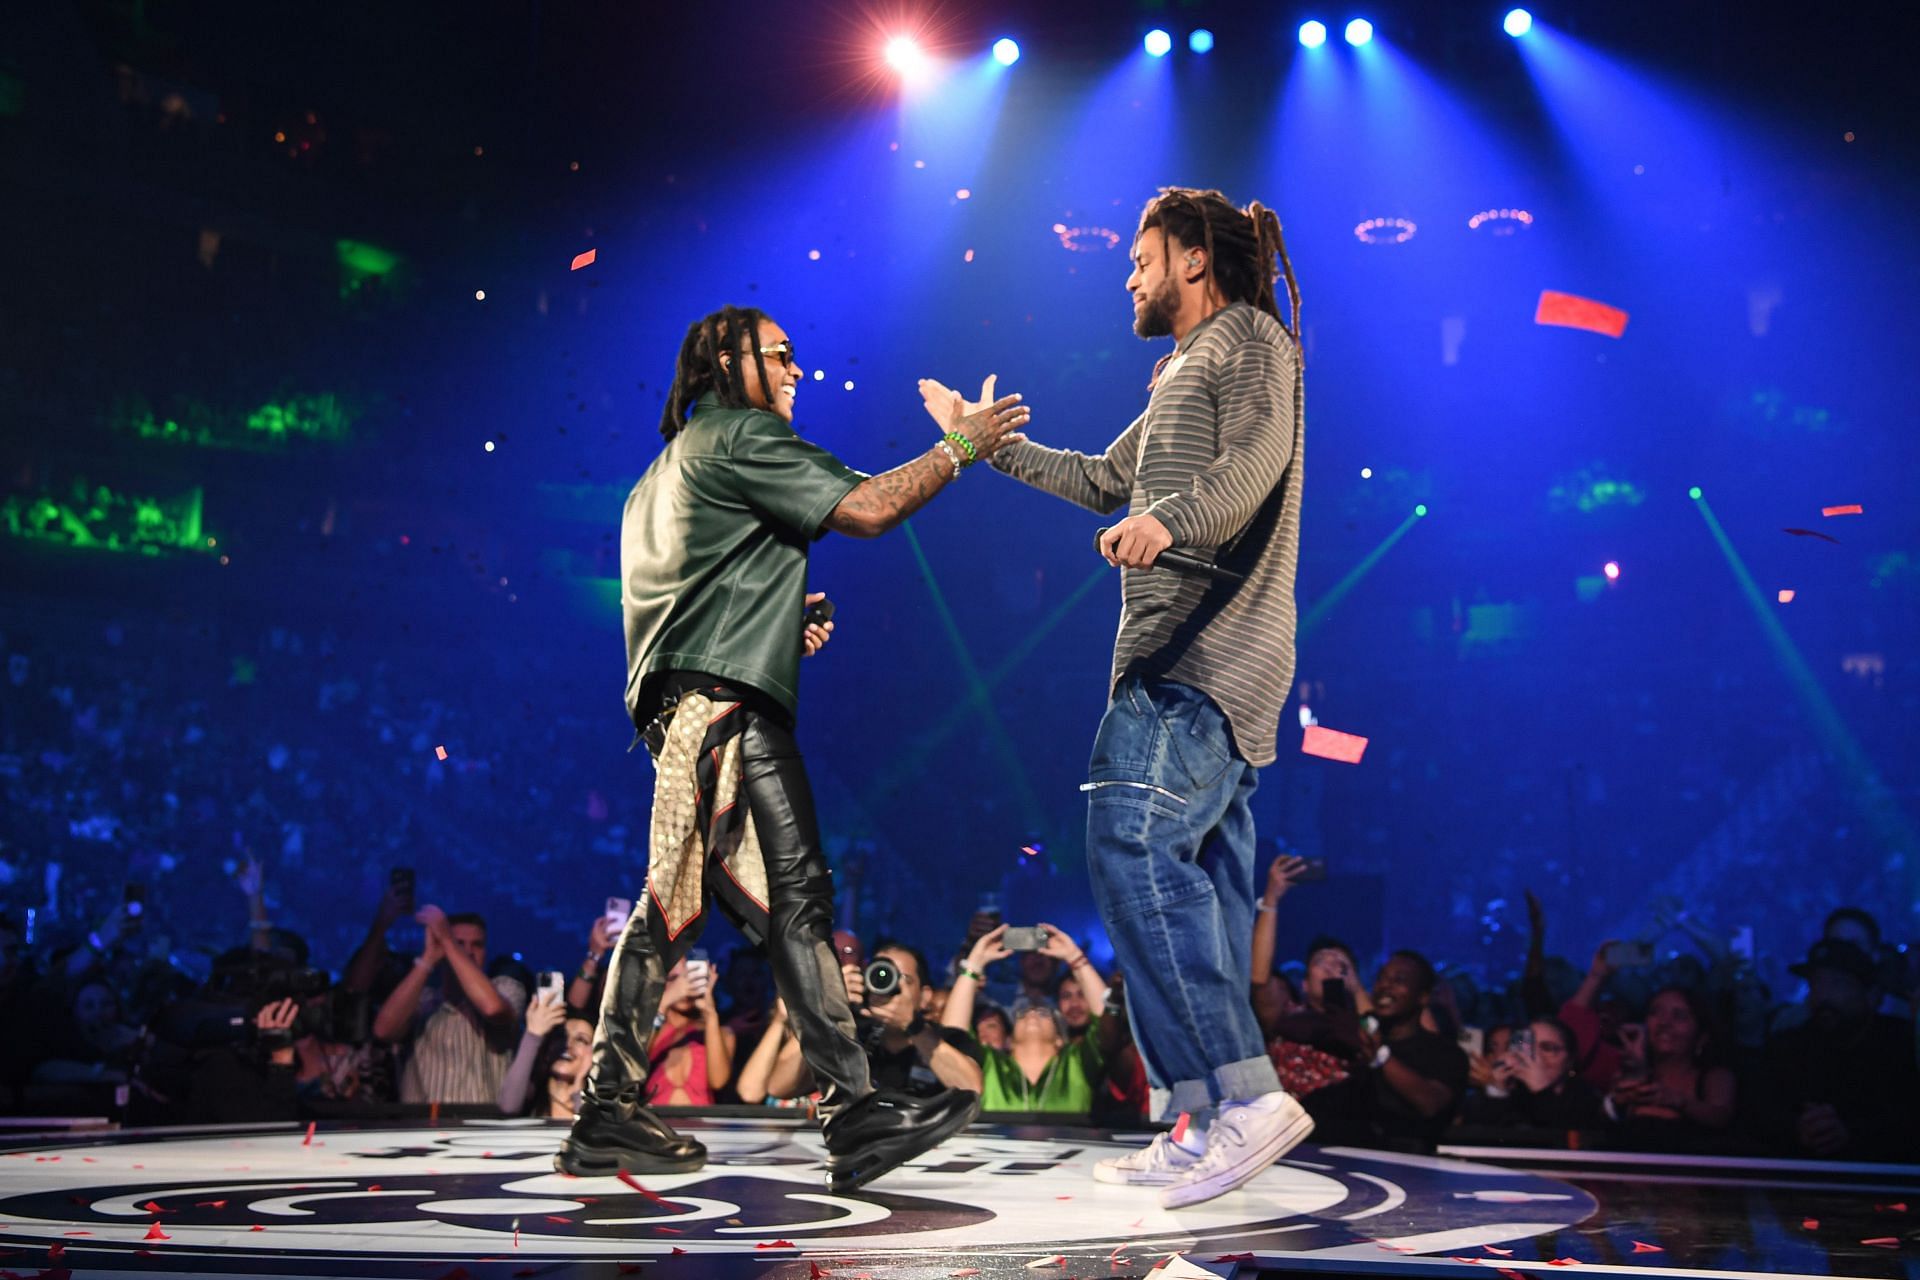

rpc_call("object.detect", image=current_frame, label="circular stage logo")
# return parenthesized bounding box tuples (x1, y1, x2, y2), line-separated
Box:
(0, 1120, 1595, 1275)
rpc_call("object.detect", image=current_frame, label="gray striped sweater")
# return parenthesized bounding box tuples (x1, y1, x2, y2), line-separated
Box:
(992, 302, 1304, 766)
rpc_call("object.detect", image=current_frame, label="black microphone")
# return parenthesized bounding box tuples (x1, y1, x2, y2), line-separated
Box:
(1093, 528, 1247, 585)
(803, 597, 836, 628)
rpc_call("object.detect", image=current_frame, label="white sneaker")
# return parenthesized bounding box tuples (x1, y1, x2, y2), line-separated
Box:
(1093, 1130, 1207, 1186)
(1158, 1091, 1313, 1209)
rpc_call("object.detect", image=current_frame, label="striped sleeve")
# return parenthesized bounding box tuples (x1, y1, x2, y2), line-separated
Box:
(990, 412, 1146, 515)
(1149, 339, 1296, 548)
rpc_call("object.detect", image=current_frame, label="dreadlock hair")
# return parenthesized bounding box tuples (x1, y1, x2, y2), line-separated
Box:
(1136, 186, 1304, 361)
(659, 304, 775, 442)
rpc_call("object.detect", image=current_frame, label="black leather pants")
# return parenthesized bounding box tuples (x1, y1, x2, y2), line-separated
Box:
(589, 706, 872, 1113)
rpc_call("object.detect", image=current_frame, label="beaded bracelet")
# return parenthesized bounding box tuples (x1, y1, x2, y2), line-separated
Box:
(958, 964, 985, 983)
(934, 439, 964, 479)
(942, 431, 978, 465)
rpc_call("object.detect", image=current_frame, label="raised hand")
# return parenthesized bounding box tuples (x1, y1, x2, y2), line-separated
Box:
(255, 997, 299, 1035)
(415, 904, 449, 938)
(236, 856, 264, 900)
(916, 375, 996, 432)
(966, 923, 1012, 971)
(942, 389, 1030, 464)
(1264, 855, 1308, 907)
(525, 992, 567, 1038)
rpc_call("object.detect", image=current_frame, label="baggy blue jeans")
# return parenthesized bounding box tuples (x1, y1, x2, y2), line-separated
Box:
(1083, 676, 1282, 1120)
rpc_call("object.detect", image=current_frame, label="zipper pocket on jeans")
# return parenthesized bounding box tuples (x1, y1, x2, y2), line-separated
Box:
(1079, 780, 1188, 805)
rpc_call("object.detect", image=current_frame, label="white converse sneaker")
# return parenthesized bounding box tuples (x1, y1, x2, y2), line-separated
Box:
(1093, 1130, 1207, 1186)
(1158, 1091, 1313, 1209)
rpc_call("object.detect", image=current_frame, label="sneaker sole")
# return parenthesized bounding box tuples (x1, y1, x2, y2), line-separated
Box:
(826, 1095, 981, 1194)
(1092, 1151, 1195, 1186)
(553, 1142, 707, 1178)
(1157, 1111, 1314, 1210)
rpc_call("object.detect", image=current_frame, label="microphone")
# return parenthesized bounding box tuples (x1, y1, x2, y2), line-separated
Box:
(803, 597, 836, 628)
(1093, 528, 1247, 585)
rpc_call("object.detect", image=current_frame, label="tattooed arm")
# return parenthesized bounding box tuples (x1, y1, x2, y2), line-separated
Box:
(823, 393, 1030, 538)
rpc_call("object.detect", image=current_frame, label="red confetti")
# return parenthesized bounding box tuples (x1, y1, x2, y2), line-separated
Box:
(1535, 290, 1629, 338)
(615, 1169, 680, 1210)
(655, 1226, 683, 1235)
(1783, 527, 1840, 543)
(140, 1200, 171, 1213)
(810, 1265, 830, 1279)
(1631, 1241, 1664, 1253)
(1822, 505, 1863, 516)
(1876, 1203, 1908, 1212)
(195, 1200, 228, 1208)
(1303, 724, 1368, 764)
(1803, 1219, 1820, 1230)
(1171, 1113, 1191, 1144)
(544, 1215, 572, 1224)
(1498, 1271, 1527, 1280)
(1863, 1238, 1900, 1248)
(1548, 1261, 1581, 1268)
(670, 1246, 687, 1255)
(1055, 1195, 1073, 1200)
(367, 1185, 383, 1193)
(47, 1244, 65, 1259)
(571, 249, 597, 272)
(755, 1240, 797, 1249)
(250, 1224, 266, 1231)
(1481, 1246, 1514, 1256)
(143, 1222, 171, 1242)
(302, 1121, 316, 1146)
(1452, 1259, 1482, 1266)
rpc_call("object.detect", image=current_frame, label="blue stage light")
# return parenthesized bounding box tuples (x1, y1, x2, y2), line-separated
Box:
(992, 37, 1021, 66)
(1344, 18, 1373, 46)
(1189, 29, 1215, 54)
(1504, 8, 1533, 37)
(1299, 20, 1328, 48)
(1144, 28, 1173, 57)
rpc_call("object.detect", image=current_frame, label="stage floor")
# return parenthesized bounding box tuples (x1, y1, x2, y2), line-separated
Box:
(0, 1117, 1914, 1278)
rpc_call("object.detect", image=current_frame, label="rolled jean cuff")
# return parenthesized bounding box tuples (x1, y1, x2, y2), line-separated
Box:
(1164, 1079, 1213, 1121)
(1213, 1054, 1282, 1104)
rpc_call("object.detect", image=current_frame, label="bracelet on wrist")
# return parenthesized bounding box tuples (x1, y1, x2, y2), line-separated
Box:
(1069, 955, 1091, 969)
(958, 964, 984, 983)
(942, 431, 978, 465)
(934, 438, 964, 479)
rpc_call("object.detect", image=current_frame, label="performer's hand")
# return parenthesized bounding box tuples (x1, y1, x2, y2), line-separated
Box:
(916, 375, 994, 430)
(1099, 513, 1173, 569)
(927, 380, 1030, 464)
(801, 591, 835, 658)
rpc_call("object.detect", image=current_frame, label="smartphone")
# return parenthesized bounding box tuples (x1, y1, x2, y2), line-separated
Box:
(1603, 940, 1655, 968)
(1509, 1027, 1536, 1057)
(1458, 1026, 1485, 1057)
(390, 867, 416, 910)
(1296, 857, 1328, 883)
(604, 896, 632, 935)
(685, 948, 712, 994)
(537, 970, 564, 1003)
(1002, 926, 1049, 952)
(122, 882, 147, 921)
(1321, 977, 1353, 1012)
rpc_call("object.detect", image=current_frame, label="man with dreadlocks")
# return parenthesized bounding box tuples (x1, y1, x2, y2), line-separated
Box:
(922, 187, 1309, 1208)
(558, 304, 1030, 1191)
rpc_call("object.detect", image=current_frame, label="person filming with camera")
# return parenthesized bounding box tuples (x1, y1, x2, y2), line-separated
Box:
(843, 940, 983, 1095)
(945, 922, 1111, 1115)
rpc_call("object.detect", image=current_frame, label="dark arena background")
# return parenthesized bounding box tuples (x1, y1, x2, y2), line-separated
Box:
(2, 1, 1918, 1277)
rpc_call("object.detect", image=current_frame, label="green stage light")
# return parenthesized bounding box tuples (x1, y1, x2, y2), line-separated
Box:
(1414, 504, 1428, 517)
(1689, 486, 1703, 500)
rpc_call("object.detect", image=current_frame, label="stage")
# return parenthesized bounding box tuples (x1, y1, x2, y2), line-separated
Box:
(0, 1118, 1914, 1278)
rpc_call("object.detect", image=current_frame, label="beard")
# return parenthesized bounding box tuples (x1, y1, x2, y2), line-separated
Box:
(1132, 273, 1179, 338)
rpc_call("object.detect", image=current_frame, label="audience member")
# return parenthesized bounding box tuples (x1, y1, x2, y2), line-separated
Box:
(848, 939, 982, 1095)
(1751, 938, 1920, 1161)
(1606, 987, 1736, 1150)
(643, 955, 735, 1107)
(974, 1005, 1011, 1052)
(1465, 1016, 1604, 1131)
(947, 923, 1109, 1114)
(1356, 950, 1469, 1152)
(373, 907, 525, 1104)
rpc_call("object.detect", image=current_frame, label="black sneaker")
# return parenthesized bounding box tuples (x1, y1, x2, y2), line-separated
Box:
(554, 1091, 707, 1176)
(822, 1088, 980, 1193)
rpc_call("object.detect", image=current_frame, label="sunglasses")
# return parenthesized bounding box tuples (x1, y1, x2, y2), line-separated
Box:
(754, 340, 797, 369)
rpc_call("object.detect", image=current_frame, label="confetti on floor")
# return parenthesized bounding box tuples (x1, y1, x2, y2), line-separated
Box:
(143, 1222, 170, 1242)
(1303, 724, 1369, 764)
(1535, 290, 1630, 338)
(1862, 1238, 1901, 1247)
(1631, 1241, 1664, 1253)
(1822, 504, 1863, 516)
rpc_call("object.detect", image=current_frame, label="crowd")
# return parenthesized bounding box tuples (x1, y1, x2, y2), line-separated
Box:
(3, 845, 1914, 1162)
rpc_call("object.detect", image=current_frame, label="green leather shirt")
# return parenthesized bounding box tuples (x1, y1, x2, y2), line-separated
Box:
(621, 395, 865, 727)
